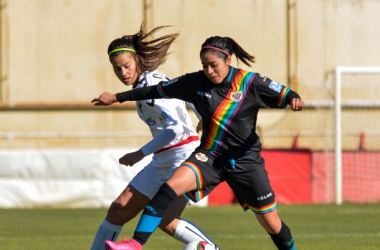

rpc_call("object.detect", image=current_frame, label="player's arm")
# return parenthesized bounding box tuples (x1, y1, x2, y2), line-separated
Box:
(141, 102, 184, 155)
(140, 124, 182, 155)
(118, 125, 180, 167)
(92, 74, 194, 106)
(286, 92, 304, 111)
(119, 101, 183, 167)
(254, 74, 304, 111)
(91, 86, 161, 106)
(120, 74, 194, 103)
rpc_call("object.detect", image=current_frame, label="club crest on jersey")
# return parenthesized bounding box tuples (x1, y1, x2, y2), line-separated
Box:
(162, 77, 179, 86)
(230, 91, 243, 102)
(195, 153, 208, 162)
(269, 81, 283, 93)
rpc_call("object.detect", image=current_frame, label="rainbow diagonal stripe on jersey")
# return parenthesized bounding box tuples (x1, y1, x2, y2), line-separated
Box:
(202, 69, 256, 154)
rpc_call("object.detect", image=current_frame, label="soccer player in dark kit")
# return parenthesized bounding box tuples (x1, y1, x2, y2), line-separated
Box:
(94, 36, 305, 250)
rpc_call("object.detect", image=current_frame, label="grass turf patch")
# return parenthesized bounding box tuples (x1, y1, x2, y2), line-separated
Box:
(0, 203, 379, 250)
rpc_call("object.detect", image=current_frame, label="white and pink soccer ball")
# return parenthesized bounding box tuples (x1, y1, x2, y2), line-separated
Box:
(183, 241, 215, 250)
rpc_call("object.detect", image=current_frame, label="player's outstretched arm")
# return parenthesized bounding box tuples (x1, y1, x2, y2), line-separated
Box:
(91, 92, 117, 106)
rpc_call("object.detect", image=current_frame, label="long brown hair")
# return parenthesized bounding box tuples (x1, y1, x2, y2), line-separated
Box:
(107, 23, 179, 72)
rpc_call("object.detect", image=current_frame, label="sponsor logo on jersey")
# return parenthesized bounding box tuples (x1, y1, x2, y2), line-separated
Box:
(197, 91, 212, 98)
(161, 112, 168, 119)
(145, 117, 156, 126)
(195, 153, 208, 162)
(230, 91, 243, 102)
(159, 111, 169, 123)
(260, 74, 267, 82)
(162, 77, 179, 86)
(269, 81, 283, 93)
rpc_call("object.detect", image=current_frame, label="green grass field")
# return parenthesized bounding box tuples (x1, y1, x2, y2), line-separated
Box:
(1, 203, 379, 250)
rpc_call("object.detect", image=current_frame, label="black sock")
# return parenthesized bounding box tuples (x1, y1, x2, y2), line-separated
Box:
(133, 183, 178, 245)
(269, 221, 295, 250)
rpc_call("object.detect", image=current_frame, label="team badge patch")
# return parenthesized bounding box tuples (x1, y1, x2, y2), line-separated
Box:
(269, 81, 283, 93)
(230, 91, 243, 102)
(162, 77, 179, 86)
(195, 153, 208, 162)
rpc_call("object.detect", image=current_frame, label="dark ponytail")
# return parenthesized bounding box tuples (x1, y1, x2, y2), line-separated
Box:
(200, 36, 255, 67)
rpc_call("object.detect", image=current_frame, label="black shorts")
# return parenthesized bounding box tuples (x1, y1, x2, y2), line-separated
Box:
(183, 148, 277, 214)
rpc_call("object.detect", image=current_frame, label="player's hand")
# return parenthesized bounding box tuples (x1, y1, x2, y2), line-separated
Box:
(119, 149, 145, 167)
(290, 98, 305, 111)
(91, 92, 117, 106)
(196, 120, 203, 133)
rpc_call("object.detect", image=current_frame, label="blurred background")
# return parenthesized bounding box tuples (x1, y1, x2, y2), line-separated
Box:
(0, 0, 379, 208)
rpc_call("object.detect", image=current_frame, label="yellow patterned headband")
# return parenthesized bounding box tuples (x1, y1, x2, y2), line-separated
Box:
(108, 48, 136, 56)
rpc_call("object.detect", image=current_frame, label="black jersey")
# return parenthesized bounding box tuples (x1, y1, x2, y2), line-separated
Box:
(117, 66, 300, 159)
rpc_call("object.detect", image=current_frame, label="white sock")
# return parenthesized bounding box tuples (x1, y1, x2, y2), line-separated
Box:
(173, 219, 220, 249)
(90, 219, 123, 250)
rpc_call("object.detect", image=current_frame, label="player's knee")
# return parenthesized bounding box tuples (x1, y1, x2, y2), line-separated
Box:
(105, 201, 129, 224)
(109, 199, 125, 212)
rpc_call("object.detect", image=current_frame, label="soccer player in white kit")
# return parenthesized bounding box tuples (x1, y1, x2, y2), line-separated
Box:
(90, 24, 220, 250)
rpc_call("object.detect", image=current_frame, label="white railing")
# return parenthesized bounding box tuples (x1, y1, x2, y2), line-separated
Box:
(0, 132, 152, 147)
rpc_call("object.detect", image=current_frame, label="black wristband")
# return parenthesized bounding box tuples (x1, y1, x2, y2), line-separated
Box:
(285, 90, 300, 105)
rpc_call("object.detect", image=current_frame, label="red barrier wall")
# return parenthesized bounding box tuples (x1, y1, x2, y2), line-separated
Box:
(208, 150, 380, 205)
(263, 150, 312, 204)
(311, 151, 380, 203)
(209, 150, 312, 205)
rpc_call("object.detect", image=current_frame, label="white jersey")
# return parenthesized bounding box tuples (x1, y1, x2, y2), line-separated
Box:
(134, 70, 199, 156)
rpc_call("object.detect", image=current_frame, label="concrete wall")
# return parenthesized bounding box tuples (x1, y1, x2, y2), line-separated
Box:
(1, 0, 380, 150)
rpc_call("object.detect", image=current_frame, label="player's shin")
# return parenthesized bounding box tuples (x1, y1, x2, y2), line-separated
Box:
(90, 219, 123, 250)
(269, 221, 296, 250)
(132, 183, 178, 246)
(174, 218, 221, 250)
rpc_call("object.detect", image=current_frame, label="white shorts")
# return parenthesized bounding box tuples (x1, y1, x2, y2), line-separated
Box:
(129, 140, 199, 200)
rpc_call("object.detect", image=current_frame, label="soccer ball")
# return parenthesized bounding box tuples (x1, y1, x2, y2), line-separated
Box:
(183, 241, 215, 250)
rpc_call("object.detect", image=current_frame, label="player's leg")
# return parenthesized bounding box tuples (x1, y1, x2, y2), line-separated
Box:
(160, 195, 220, 249)
(255, 211, 295, 250)
(105, 166, 197, 250)
(128, 147, 219, 245)
(107, 185, 151, 225)
(105, 149, 220, 250)
(91, 159, 168, 250)
(90, 185, 150, 250)
(254, 208, 281, 234)
(226, 153, 295, 250)
(131, 165, 198, 246)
